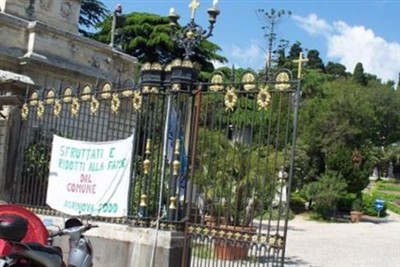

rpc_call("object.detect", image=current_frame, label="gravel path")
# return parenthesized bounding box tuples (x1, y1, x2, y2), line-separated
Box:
(284, 212, 400, 267)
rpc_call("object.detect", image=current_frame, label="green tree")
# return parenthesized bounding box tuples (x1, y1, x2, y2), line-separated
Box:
(301, 172, 347, 219)
(306, 49, 325, 72)
(94, 12, 226, 71)
(79, 0, 109, 37)
(352, 62, 367, 86)
(325, 61, 347, 78)
(288, 41, 303, 60)
(256, 8, 291, 78)
(194, 128, 282, 226)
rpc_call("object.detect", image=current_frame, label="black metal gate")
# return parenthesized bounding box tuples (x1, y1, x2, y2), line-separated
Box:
(181, 68, 299, 267)
(10, 60, 299, 267)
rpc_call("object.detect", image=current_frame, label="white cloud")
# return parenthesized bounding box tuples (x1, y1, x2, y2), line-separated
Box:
(227, 40, 264, 69)
(292, 14, 332, 37)
(294, 14, 400, 83)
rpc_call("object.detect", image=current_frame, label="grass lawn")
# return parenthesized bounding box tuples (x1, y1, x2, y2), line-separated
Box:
(370, 179, 400, 215)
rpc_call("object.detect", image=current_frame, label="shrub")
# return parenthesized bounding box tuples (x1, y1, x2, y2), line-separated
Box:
(337, 193, 357, 212)
(301, 172, 347, 219)
(289, 192, 307, 213)
(362, 194, 387, 217)
(258, 204, 295, 221)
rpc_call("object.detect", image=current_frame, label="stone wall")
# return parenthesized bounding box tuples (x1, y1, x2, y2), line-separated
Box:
(0, 11, 137, 87)
(41, 215, 186, 267)
(0, 0, 81, 34)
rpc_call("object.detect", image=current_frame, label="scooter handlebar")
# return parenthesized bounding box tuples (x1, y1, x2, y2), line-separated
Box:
(84, 224, 98, 231)
(49, 230, 64, 238)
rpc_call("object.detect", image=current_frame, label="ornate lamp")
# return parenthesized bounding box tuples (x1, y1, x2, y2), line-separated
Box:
(167, 0, 220, 91)
(168, 0, 221, 59)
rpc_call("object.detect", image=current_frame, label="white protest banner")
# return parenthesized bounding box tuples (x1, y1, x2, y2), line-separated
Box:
(46, 134, 133, 217)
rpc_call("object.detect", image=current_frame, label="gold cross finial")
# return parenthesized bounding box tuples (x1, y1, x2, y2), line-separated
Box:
(293, 52, 309, 79)
(189, 0, 200, 20)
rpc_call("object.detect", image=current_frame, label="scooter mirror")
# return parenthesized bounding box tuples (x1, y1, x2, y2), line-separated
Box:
(65, 218, 83, 229)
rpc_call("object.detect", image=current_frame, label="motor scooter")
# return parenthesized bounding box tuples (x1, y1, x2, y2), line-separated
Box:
(0, 205, 97, 267)
(0, 213, 64, 267)
(47, 218, 98, 267)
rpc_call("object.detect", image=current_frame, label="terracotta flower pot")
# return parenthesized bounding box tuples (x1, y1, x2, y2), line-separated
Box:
(214, 240, 249, 260)
(350, 211, 363, 223)
(212, 225, 256, 261)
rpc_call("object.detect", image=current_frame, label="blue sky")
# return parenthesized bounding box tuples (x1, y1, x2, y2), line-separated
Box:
(102, 0, 400, 83)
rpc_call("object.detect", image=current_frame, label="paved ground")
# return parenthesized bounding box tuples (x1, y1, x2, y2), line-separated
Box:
(284, 211, 400, 267)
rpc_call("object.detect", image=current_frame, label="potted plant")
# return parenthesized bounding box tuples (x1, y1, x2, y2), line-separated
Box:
(350, 197, 363, 223)
(194, 128, 280, 260)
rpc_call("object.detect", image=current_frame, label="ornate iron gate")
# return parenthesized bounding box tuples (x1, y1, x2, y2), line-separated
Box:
(10, 60, 300, 267)
(181, 68, 300, 267)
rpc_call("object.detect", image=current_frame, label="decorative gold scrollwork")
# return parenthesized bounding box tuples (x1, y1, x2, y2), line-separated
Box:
(143, 86, 159, 94)
(209, 73, 224, 92)
(90, 96, 99, 115)
(63, 87, 73, 103)
(171, 83, 180, 91)
(71, 97, 80, 117)
(242, 72, 256, 91)
(37, 101, 45, 119)
(224, 86, 237, 111)
(243, 233, 250, 241)
(29, 91, 39, 106)
(122, 89, 133, 97)
(45, 90, 55, 104)
(203, 227, 210, 235)
(141, 62, 151, 71)
(81, 85, 92, 101)
(226, 231, 234, 239)
(260, 235, 267, 243)
(151, 62, 163, 70)
(169, 196, 177, 209)
(21, 103, 29, 120)
(182, 59, 194, 68)
(171, 59, 182, 67)
(218, 230, 225, 237)
(139, 194, 147, 207)
(234, 232, 241, 239)
(53, 99, 62, 117)
(275, 71, 291, 90)
(101, 83, 112, 99)
(111, 93, 120, 114)
(269, 236, 276, 245)
(143, 139, 151, 174)
(132, 91, 142, 111)
(173, 138, 181, 176)
(257, 85, 271, 111)
(268, 234, 285, 249)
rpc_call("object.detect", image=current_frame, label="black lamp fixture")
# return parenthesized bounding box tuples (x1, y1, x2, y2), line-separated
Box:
(168, 0, 220, 59)
(140, 1, 220, 92)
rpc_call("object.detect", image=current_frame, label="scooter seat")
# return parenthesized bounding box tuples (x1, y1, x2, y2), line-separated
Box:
(25, 242, 63, 258)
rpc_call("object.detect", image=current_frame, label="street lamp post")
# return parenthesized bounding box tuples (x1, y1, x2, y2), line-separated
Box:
(140, 1, 221, 222)
(168, 0, 220, 59)
(110, 4, 123, 48)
